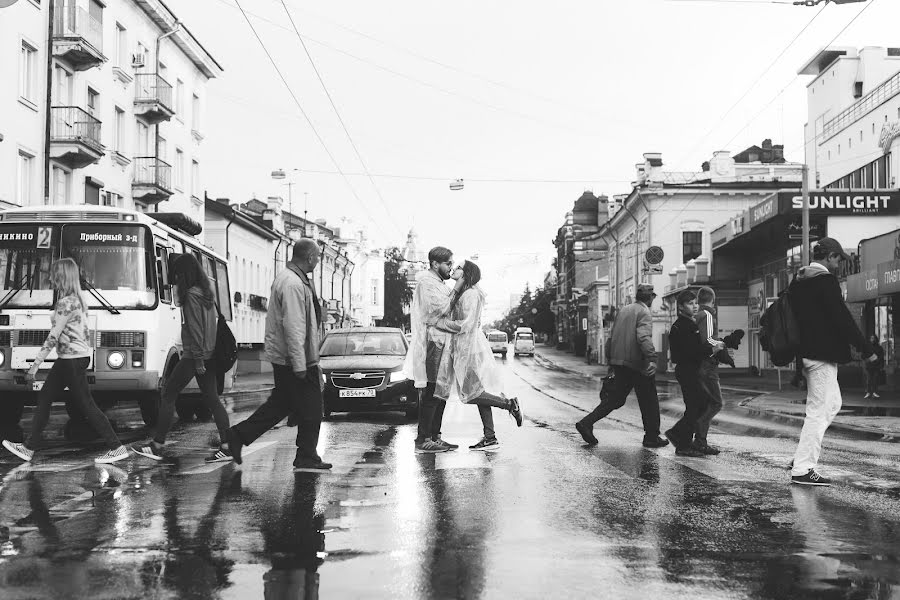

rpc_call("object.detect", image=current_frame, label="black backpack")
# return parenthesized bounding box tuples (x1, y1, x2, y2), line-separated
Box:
(213, 309, 238, 381)
(758, 279, 801, 367)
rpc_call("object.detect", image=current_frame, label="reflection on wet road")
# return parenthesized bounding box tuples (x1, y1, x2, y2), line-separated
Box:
(1, 354, 899, 598)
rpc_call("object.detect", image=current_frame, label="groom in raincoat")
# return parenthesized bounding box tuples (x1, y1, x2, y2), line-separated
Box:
(403, 246, 465, 453)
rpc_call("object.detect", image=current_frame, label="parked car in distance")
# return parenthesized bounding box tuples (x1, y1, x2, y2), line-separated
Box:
(486, 330, 508, 356)
(405, 332, 413, 344)
(319, 327, 418, 419)
(513, 327, 535, 356)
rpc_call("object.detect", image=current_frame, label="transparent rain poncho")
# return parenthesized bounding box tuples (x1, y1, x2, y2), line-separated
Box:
(402, 270, 455, 388)
(435, 286, 504, 403)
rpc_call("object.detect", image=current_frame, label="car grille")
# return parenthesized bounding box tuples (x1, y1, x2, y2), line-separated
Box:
(330, 371, 385, 389)
(15, 330, 51, 346)
(0, 331, 10, 347)
(97, 331, 146, 348)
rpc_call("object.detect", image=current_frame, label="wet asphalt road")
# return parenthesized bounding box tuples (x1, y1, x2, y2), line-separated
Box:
(1, 355, 900, 599)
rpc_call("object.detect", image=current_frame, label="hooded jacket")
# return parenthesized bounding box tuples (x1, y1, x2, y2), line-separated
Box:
(789, 262, 872, 364)
(182, 285, 218, 360)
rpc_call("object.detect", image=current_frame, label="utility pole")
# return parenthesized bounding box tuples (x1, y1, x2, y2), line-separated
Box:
(801, 163, 810, 266)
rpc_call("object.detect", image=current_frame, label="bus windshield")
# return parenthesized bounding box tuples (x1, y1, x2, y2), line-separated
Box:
(62, 224, 156, 309)
(0, 224, 57, 308)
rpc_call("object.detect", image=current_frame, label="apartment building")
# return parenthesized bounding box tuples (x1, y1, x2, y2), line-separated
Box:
(0, 0, 222, 227)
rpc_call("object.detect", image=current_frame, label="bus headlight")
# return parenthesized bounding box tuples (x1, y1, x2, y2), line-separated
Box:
(107, 351, 125, 369)
(389, 370, 407, 383)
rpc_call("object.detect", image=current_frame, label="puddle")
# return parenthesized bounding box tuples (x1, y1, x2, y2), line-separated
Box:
(839, 406, 900, 417)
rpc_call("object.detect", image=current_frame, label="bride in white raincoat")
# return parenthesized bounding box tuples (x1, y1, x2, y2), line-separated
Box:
(435, 260, 523, 450)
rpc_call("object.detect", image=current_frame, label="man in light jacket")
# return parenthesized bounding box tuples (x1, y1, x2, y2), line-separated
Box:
(403, 246, 465, 453)
(576, 284, 668, 448)
(229, 239, 331, 470)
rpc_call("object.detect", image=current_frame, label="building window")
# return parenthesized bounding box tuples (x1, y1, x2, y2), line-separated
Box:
(51, 166, 71, 205)
(371, 279, 378, 305)
(174, 148, 184, 189)
(87, 87, 99, 117)
(191, 159, 199, 197)
(848, 138, 852, 149)
(115, 23, 127, 67)
(19, 40, 37, 104)
(102, 191, 123, 207)
(682, 231, 702, 264)
(192, 93, 200, 132)
(17, 150, 34, 206)
(175, 79, 184, 117)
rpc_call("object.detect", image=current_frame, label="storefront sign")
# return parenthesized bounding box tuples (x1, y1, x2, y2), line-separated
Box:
(879, 259, 900, 296)
(0, 225, 38, 247)
(780, 191, 900, 216)
(859, 229, 900, 271)
(711, 224, 728, 249)
(880, 121, 900, 154)
(846, 269, 880, 302)
(786, 216, 826, 241)
(749, 196, 777, 227)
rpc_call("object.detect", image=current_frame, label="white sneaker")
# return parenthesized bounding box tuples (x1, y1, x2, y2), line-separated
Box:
(873, 393, 880, 398)
(2, 440, 34, 462)
(864, 393, 872, 399)
(95, 445, 129, 464)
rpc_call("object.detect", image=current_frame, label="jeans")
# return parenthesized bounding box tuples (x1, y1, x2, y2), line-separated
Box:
(865, 367, 881, 394)
(234, 364, 324, 461)
(416, 382, 447, 444)
(694, 360, 723, 445)
(669, 365, 707, 448)
(27, 357, 121, 451)
(792, 359, 841, 477)
(470, 395, 510, 439)
(154, 356, 230, 445)
(579, 365, 661, 438)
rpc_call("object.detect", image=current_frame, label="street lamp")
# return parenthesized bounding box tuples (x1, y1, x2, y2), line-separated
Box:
(271, 168, 309, 235)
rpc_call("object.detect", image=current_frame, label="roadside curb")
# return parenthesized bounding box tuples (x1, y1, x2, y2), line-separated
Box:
(223, 385, 274, 397)
(534, 350, 900, 443)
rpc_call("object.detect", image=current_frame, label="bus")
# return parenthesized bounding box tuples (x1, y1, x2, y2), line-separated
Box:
(0, 205, 234, 428)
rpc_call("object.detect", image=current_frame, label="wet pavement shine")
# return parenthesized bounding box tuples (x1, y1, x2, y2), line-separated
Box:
(2, 356, 900, 599)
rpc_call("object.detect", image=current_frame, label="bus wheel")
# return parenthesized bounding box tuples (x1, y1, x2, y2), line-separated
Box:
(138, 392, 161, 428)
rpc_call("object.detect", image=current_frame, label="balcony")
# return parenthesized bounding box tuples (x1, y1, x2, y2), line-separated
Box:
(50, 106, 103, 168)
(52, 6, 106, 71)
(132, 157, 173, 204)
(134, 74, 174, 124)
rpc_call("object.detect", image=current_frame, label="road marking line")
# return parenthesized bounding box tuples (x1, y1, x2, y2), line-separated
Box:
(434, 452, 491, 470)
(180, 441, 278, 474)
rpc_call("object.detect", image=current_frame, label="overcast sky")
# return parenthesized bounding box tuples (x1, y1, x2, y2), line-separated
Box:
(167, 0, 896, 320)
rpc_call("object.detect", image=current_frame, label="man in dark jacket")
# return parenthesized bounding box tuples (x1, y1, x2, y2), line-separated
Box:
(693, 286, 724, 455)
(666, 290, 722, 457)
(575, 284, 668, 448)
(789, 237, 878, 486)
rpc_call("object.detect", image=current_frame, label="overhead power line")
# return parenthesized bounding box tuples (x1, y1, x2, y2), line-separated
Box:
(231, 0, 388, 235)
(277, 0, 401, 238)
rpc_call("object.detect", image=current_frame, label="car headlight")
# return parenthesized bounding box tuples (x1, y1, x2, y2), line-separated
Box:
(107, 351, 125, 369)
(389, 370, 408, 383)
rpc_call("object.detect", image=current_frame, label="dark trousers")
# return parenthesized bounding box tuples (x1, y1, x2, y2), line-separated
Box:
(234, 364, 324, 461)
(27, 357, 121, 450)
(865, 367, 881, 394)
(154, 357, 230, 445)
(470, 396, 509, 439)
(669, 364, 707, 448)
(416, 382, 447, 443)
(580, 365, 661, 438)
(694, 360, 722, 444)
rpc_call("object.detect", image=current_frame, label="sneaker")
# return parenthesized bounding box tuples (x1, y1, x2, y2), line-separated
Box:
(864, 393, 872, 399)
(432, 437, 458, 450)
(873, 393, 880, 398)
(2, 440, 33, 463)
(293, 458, 333, 471)
(415, 440, 448, 454)
(205, 446, 233, 463)
(131, 441, 165, 461)
(663, 429, 679, 448)
(674, 447, 706, 458)
(509, 397, 524, 427)
(791, 469, 831, 486)
(575, 421, 598, 445)
(642, 436, 669, 449)
(469, 437, 500, 452)
(692, 441, 720, 455)
(95, 445, 130, 464)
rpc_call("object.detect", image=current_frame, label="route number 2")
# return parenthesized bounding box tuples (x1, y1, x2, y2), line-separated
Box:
(36, 226, 52, 249)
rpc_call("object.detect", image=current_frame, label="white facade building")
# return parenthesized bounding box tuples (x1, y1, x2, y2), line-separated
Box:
(346, 235, 385, 327)
(0, 0, 221, 230)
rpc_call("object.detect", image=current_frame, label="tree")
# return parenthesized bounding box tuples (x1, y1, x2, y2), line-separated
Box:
(381, 247, 413, 330)
(486, 283, 555, 341)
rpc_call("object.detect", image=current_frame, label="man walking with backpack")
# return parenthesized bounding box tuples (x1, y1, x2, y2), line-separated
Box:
(788, 237, 878, 486)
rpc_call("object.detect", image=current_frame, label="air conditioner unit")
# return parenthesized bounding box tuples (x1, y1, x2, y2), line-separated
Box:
(131, 53, 145, 69)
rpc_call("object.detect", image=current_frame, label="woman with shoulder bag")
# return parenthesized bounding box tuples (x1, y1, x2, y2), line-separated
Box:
(132, 254, 232, 463)
(2, 259, 129, 464)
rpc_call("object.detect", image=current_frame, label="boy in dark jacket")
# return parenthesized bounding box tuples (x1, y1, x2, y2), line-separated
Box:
(788, 237, 877, 486)
(665, 290, 723, 457)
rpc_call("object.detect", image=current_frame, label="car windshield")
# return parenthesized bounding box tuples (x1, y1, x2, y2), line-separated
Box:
(489, 334, 506, 342)
(0, 224, 58, 308)
(320, 332, 406, 356)
(517, 334, 534, 340)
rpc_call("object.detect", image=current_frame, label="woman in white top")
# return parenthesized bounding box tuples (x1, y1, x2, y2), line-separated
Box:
(2, 258, 128, 464)
(435, 260, 523, 451)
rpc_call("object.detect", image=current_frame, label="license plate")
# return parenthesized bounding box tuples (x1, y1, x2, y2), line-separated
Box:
(32, 381, 43, 391)
(340, 389, 376, 398)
